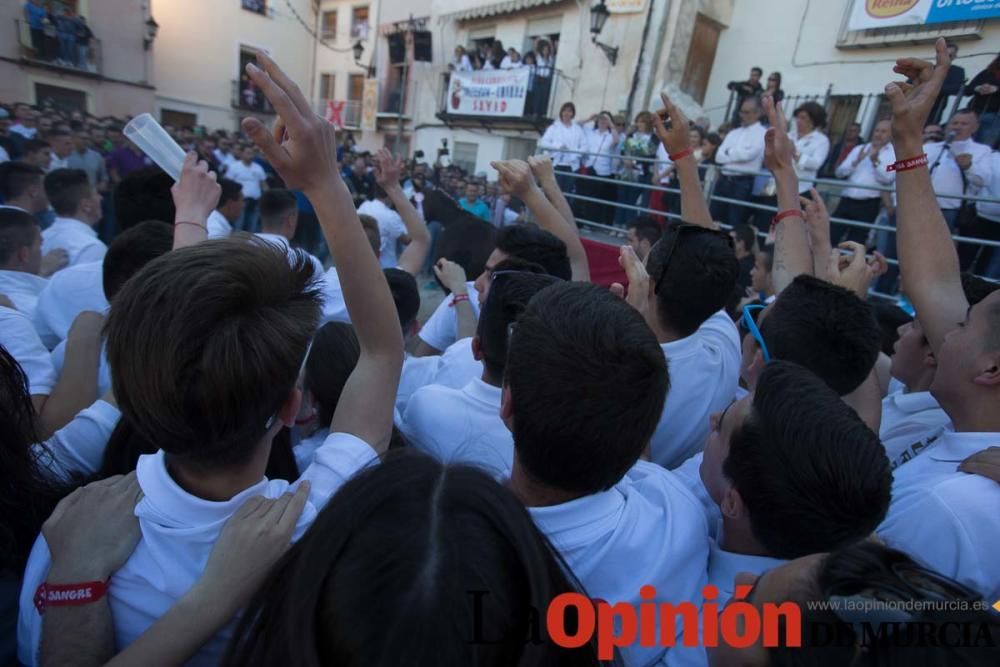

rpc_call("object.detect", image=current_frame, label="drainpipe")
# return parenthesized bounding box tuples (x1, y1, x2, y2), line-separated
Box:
(626, 0, 667, 119)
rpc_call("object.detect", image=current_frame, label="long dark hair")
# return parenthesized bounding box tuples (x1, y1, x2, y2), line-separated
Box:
(0, 345, 74, 574)
(223, 452, 610, 666)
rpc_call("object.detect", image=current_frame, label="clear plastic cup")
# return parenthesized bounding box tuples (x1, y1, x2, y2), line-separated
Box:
(123, 113, 187, 182)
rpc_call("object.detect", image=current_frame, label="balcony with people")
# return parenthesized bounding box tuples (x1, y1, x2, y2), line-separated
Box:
(14, 1, 102, 77)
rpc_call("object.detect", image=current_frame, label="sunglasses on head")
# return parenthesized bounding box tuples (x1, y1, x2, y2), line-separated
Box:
(654, 224, 733, 295)
(739, 304, 771, 363)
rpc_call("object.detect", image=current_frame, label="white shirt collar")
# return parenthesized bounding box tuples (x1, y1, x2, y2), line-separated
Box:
(886, 390, 941, 415)
(51, 216, 97, 237)
(254, 232, 291, 250)
(928, 430, 1000, 464)
(462, 377, 502, 406)
(0, 269, 48, 291)
(528, 486, 627, 548)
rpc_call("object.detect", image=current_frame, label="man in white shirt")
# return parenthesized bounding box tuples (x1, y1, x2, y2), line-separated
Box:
(46, 130, 73, 172)
(710, 97, 767, 227)
(206, 178, 243, 239)
(0, 208, 60, 319)
(0, 161, 51, 225)
(506, 281, 709, 666)
(403, 272, 557, 478)
(790, 101, 831, 194)
(40, 168, 105, 267)
(924, 109, 993, 229)
(225, 146, 267, 232)
(358, 186, 409, 269)
(972, 149, 1000, 277)
(254, 189, 324, 276)
(832, 119, 896, 244)
(877, 56, 1000, 601)
(9, 105, 38, 140)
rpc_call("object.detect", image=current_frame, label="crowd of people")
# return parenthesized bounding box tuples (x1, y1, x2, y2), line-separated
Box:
(1, 40, 1000, 666)
(21, 1, 96, 71)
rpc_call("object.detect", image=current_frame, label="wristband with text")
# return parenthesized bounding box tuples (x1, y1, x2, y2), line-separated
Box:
(770, 209, 802, 232)
(886, 154, 928, 172)
(34, 580, 109, 614)
(450, 293, 470, 307)
(668, 148, 694, 162)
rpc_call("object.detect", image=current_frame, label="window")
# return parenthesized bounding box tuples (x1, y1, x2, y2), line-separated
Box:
(523, 16, 562, 57)
(320, 74, 336, 101)
(34, 83, 86, 113)
(321, 11, 338, 39)
(348, 74, 365, 102)
(161, 109, 198, 128)
(452, 141, 478, 173)
(503, 138, 537, 162)
(236, 47, 269, 111)
(351, 6, 370, 40)
(241, 0, 267, 15)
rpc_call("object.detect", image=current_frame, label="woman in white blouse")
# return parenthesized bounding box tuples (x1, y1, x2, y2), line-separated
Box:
(791, 101, 831, 194)
(578, 112, 620, 225)
(538, 102, 588, 195)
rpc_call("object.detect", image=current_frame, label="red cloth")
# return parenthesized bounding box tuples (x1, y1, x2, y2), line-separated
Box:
(582, 237, 627, 289)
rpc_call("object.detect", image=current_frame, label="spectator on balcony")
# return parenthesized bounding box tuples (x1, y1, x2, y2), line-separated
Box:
(24, 0, 46, 60)
(930, 42, 965, 125)
(710, 97, 766, 229)
(832, 119, 895, 244)
(966, 53, 1000, 146)
(533, 41, 554, 116)
(55, 6, 78, 68)
(46, 130, 72, 172)
(579, 111, 619, 225)
(763, 71, 784, 107)
(822, 122, 861, 177)
(925, 109, 992, 232)
(538, 102, 586, 195)
(726, 66, 763, 125)
(481, 41, 504, 71)
(41, 8, 57, 62)
(450, 46, 472, 73)
(614, 111, 656, 227)
(499, 48, 524, 70)
(75, 16, 93, 70)
(458, 182, 490, 222)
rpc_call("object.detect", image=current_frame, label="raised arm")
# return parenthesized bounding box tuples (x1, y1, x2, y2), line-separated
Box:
(36, 311, 104, 440)
(373, 148, 430, 276)
(244, 52, 403, 453)
(527, 153, 576, 229)
(800, 188, 834, 281)
(761, 95, 812, 295)
(888, 38, 966, 354)
(652, 93, 713, 229)
(170, 152, 220, 250)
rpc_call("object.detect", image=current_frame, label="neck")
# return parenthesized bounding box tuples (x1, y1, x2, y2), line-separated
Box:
(165, 440, 271, 502)
(902, 371, 934, 395)
(481, 369, 501, 388)
(509, 458, 581, 507)
(719, 516, 771, 557)
(6, 197, 32, 212)
(650, 312, 685, 344)
(940, 391, 1000, 433)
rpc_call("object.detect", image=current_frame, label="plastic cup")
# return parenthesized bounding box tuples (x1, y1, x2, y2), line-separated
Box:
(123, 113, 187, 182)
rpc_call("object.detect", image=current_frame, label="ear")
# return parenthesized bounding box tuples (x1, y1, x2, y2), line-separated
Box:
(16, 245, 30, 266)
(923, 349, 937, 369)
(719, 486, 745, 521)
(500, 382, 513, 430)
(745, 348, 766, 387)
(973, 355, 1000, 387)
(278, 387, 303, 428)
(471, 335, 483, 361)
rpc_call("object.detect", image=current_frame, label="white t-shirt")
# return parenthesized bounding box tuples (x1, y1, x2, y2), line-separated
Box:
(396, 338, 484, 418)
(793, 130, 831, 194)
(539, 121, 588, 171)
(671, 451, 722, 540)
(402, 378, 512, 478)
(0, 306, 56, 395)
(879, 389, 951, 468)
(417, 282, 481, 352)
(318, 266, 349, 324)
(225, 160, 267, 200)
(32, 261, 108, 350)
(878, 430, 1000, 601)
(253, 233, 325, 277)
(41, 217, 107, 267)
(650, 311, 742, 470)
(206, 210, 233, 239)
(0, 269, 48, 320)
(529, 461, 710, 666)
(18, 432, 379, 666)
(357, 199, 408, 269)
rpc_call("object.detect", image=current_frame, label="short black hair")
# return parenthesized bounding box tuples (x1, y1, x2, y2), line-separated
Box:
(757, 246, 774, 273)
(259, 189, 297, 229)
(113, 167, 176, 231)
(0, 161, 44, 200)
(626, 217, 663, 246)
(960, 272, 1000, 306)
(43, 168, 92, 216)
(304, 322, 360, 427)
(22, 139, 49, 155)
(477, 272, 559, 380)
(751, 67, 763, 75)
(759, 275, 880, 395)
(506, 282, 668, 495)
(724, 361, 891, 559)
(383, 268, 420, 332)
(646, 224, 739, 337)
(873, 302, 913, 357)
(730, 223, 757, 252)
(495, 225, 571, 281)
(46, 129, 71, 142)
(102, 221, 174, 301)
(218, 178, 243, 208)
(793, 101, 827, 130)
(0, 208, 38, 265)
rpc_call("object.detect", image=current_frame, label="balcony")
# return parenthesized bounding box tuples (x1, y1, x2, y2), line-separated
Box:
(13, 18, 102, 77)
(315, 99, 363, 129)
(232, 79, 275, 114)
(436, 68, 565, 133)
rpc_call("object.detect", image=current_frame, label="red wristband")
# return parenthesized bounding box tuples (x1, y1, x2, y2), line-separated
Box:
(770, 209, 802, 231)
(886, 154, 928, 172)
(450, 293, 470, 307)
(669, 148, 694, 162)
(175, 221, 207, 231)
(34, 580, 109, 614)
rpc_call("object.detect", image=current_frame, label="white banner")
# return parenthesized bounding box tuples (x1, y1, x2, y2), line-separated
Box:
(446, 69, 530, 117)
(847, 0, 1000, 31)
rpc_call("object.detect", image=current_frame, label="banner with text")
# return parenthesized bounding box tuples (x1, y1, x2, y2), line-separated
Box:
(848, 0, 1000, 31)
(447, 69, 530, 117)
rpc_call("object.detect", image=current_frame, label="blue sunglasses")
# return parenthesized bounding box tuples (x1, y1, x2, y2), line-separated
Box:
(740, 304, 771, 363)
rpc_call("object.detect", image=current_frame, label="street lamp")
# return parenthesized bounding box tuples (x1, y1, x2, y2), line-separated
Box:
(143, 16, 158, 51)
(589, 1, 618, 66)
(353, 40, 375, 77)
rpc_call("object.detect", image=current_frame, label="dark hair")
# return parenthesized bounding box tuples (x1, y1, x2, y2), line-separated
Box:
(304, 322, 360, 428)
(0, 208, 38, 265)
(626, 217, 663, 246)
(705, 132, 722, 147)
(960, 271, 1000, 306)
(873, 303, 913, 357)
(259, 189, 298, 229)
(384, 268, 420, 332)
(751, 67, 763, 75)
(757, 246, 774, 273)
(0, 161, 44, 200)
(495, 225, 571, 281)
(46, 129, 71, 142)
(793, 101, 827, 130)
(506, 282, 668, 495)
(730, 223, 757, 252)
(724, 361, 891, 558)
(759, 275, 880, 395)
(223, 452, 604, 667)
(646, 224, 739, 337)
(113, 167, 176, 231)
(43, 168, 92, 216)
(102, 221, 174, 301)
(218, 178, 243, 208)
(22, 138, 49, 155)
(105, 237, 321, 471)
(477, 272, 560, 381)
(559, 102, 576, 117)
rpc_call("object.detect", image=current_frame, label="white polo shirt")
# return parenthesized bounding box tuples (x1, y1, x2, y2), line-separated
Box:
(834, 143, 896, 200)
(0, 269, 47, 320)
(672, 451, 722, 540)
(357, 199, 408, 269)
(225, 160, 267, 200)
(206, 210, 233, 239)
(878, 430, 1000, 601)
(32, 399, 120, 480)
(0, 306, 56, 396)
(402, 378, 512, 478)
(396, 338, 484, 418)
(651, 311, 742, 470)
(529, 461, 710, 666)
(417, 281, 481, 352)
(879, 389, 951, 468)
(32, 261, 108, 349)
(41, 217, 106, 267)
(18, 431, 379, 666)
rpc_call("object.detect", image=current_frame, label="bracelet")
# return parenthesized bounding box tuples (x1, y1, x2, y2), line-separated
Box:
(175, 221, 207, 231)
(886, 154, 928, 172)
(668, 148, 694, 162)
(450, 293, 470, 307)
(34, 580, 109, 614)
(770, 209, 802, 232)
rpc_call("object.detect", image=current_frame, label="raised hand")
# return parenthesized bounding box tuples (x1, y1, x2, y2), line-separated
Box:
(762, 95, 794, 174)
(800, 188, 831, 245)
(651, 93, 692, 156)
(492, 159, 537, 199)
(39, 249, 69, 277)
(885, 38, 950, 154)
(526, 154, 556, 185)
(171, 152, 221, 226)
(242, 51, 339, 194)
(826, 242, 886, 299)
(612, 245, 654, 329)
(433, 258, 469, 295)
(373, 147, 404, 189)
